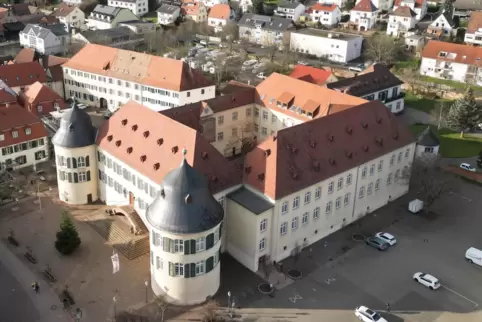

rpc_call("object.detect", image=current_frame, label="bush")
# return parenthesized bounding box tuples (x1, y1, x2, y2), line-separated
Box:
(55, 211, 81, 255)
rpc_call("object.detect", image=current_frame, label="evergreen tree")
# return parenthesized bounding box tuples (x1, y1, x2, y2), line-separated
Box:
(445, 87, 480, 138)
(478, 150, 482, 168)
(251, 0, 264, 14)
(55, 211, 81, 255)
(441, 0, 455, 17)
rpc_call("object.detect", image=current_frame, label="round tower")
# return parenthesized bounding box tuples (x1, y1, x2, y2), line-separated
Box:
(52, 99, 98, 205)
(146, 151, 224, 305)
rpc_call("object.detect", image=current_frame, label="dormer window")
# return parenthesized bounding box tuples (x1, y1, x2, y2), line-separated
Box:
(439, 51, 447, 57)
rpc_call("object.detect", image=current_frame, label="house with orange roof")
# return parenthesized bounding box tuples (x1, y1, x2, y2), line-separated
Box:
(387, 6, 417, 37)
(181, 1, 208, 23)
(308, 3, 341, 27)
(355, 0, 393, 11)
(18, 81, 66, 117)
(393, 0, 427, 21)
(50, 3, 85, 29)
(464, 11, 482, 45)
(208, 4, 233, 32)
(420, 40, 482, 85)
(289, 65, 338, 85)
(349, 0, 378, 31)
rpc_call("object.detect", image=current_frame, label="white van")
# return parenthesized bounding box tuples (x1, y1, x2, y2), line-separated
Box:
(465, 247, 482, 266)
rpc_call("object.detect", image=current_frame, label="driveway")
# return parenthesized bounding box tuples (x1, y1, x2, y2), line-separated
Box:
(399, 107, 436, 125)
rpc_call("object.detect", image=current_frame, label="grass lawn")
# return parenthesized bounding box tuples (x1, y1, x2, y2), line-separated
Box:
(409, 124, 482, 158)
(142, 11, 158, 23)
(404, 92, 454, 114)
(393, 58, 420, 72)
(420, 75, 482, 91)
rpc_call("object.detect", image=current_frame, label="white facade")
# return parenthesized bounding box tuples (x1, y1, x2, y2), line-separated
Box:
(108, 0, 149, 16)
(55, 7, 85, 29)
(420, 57, 472, 84)
(290, 30, 363, 63)
(318, 0, 346, 8)
(387, 13, 416, 37)
(464, 28, 482, 45)
(350, 8, 378, 31)
(203, 0, 228, 8)
(360, 84, 405, 114)
(19, 26, 69, 55)
(415, 143, 439, 158)
(55, 145, 98, 205)
(356, 0, 392, 11)
(86, 7, 139, 30)
(62, 67, 216, 112)
(239, 0, 251, 13)
(310, 5, 342, 27)
(149, 224, 222, 305)
(393, 0, 427, 21)
(63, 0, 82, 4)
(208, 16, 230, 32)
(274, 3, 306, 21)
(428, 13, 455, 36)
(157, 7, 180, 25)
(0, 137, 48, 171)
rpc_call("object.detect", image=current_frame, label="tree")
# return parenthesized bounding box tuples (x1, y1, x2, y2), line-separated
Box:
(441, 0, 455, 17)
(343, 0, 356, 11)
(365, 34, 403, 65)
(202, 300, 219, 322)
(154, 295, 170, 322)
(445, 87, 480, 138)
(251, 0, 264, 14)
(55, 211, 81, 255)
(402, 156, 454, 211)
(221, 22, 239, 53)
(0, 186, 13, 204)
(478, 150, 482, 168)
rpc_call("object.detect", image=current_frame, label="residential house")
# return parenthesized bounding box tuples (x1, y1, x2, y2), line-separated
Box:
(290, 29, 363, 63)
(238, 0, 252, 13)
(107, 0, 149, 16)
(464, 11, 482, 45)
(355, 0, 393, 11)
(420, 40, 482, 85)
(50, 3, 85, 30)
(208, 4, 233, 33)
(62, 44, 215, 111)
(72, 27, 144, 49)
(118, 20, 156, 33)
(393, 0, 427, 21)
(327, 64, 405, 114)
(86, 5, 140, 30)
(387, 6, 417, 37)
(181, 2, 208, 23)
(157, 4, 181, 25)
(308, 4, 341, 27)
(273, 1, 306, 22)
(63, 0, 83, 5)
(18, 81, 67, 117)
(0, 104, 49, 170)
(405, 34, 425, 54)
(427, 10, 456, 37)
(157, 0, 182, 6)
(19, 24, 69, 55)
(0, 80, 17, 105)
(0, 62, 47, 93)
(349, 0, 378, 31)
(415, 126, 439, 158)
(13, 47, 37, 63)
(203, 0, 229, 8)
(289, 65, 338, 85)
(238, 14, 293, 46)
(318, 0, 346, 8)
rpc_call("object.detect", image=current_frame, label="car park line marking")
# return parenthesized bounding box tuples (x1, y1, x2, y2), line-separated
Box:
(442, 285, 479, 307)
(289, 293, 302, 303)
(448, 191, 472, 202)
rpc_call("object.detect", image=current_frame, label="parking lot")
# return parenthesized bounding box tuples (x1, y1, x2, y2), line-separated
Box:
(225, 179, 482, 321)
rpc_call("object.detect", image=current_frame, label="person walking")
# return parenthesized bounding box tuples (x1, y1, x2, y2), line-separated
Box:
(386, 302, 391, 312)
(31, 281, 39, 293)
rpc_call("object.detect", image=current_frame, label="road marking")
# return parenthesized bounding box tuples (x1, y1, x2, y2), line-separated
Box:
(325, 277, 336, 285)
(448, 191, 472, 202)
(289, 293, 302, 303)
(442, 285, 479, 307)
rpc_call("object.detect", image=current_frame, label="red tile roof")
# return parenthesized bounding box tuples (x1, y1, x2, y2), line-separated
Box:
(19, 82, 66, 116)
(0, 62, 47, 88)
(0, 104, 48, 148)
(352, 0, 378, 12)
(391, 6, 416, 17)
(221, 80, 255, 95)
(63, 44, 213, 91)
(13, 48, 36, 63)
(96, 101, 241, 193)
(421, 40, 482, 67)
(289, 65, 334, 85)
(182, 2, 203, 16)
(50, 3, 78, 17)
(208, 4, 230, 19)
(311, 3, 338, 12)
(243, 100, 415, 199)
(467, 11, 482, 34)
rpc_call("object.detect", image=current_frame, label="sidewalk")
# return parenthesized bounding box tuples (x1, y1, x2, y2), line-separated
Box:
(0, 242, 68, 322)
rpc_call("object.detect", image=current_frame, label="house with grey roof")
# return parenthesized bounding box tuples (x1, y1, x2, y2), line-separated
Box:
(19, 23, 69, 55)
(157, 4, 181, 25)
(72, 26, 144, 49)
(238, 13, 294, 46)
(273, 1, 306, 21)
(416, 126, 440, 157)
(86, 5, 139, 30)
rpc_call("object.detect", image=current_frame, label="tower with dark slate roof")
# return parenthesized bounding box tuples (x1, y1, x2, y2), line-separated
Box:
(146, 149, 224, 305)
(52, 99, 99, 205)
(415, 126, 440, 158)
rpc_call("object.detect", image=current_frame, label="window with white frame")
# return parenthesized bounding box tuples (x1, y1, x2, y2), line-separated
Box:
(78, 171, 87, 182)
(359, 186, 365, 199)
(328, 181, 334, 194)
(395, 169, 400, 181)
(344, 192, 350, 205)
(196, 237, 205, 252)
(174, 263, 184, 276)
(387, 173, 392, 185)
(390, 154, 395, 165)
(156, 256, 163, 270)
(304, 192, 311, 204)
(361, 166, 367, 179)
(378, 160, 383, 171)
(195, 261, 205, 275)
(335, 197, 341, 209)
(291, 217, 298, 230)
(293, 196, 300, 209)
(174, 239, 184, 252)
(280, 222, 287, 235)
(403, 165, 409, 176)
(313, 207, 320, 219)
(25, 128, 31, 135)
(259, 238, 265, 251)
(214, 228, 219, 243)
(397, 152, 402, 163)
(405, 148, 410, 158)
(337, 177, 343, 190)
(77, 156, 86, 167)
(302, 212, 308, 224)
(12, 131, 18, 138)
(367, 183, 373, 195)
(326, 201, 332, 214)
(375, 179, 380, 191)
(260, 219, 267, 232)
(346, 174, 352, 185)
(282, 201, 289, 214)
(369, 164, 375, 175)
(315, 187, 321, 199)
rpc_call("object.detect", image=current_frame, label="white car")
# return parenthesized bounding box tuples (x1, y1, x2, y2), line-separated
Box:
(297, 60, 309, 66)
(413, 272, 441, 290)
(354, 306, 387, 322)
(375, 232, 397, 246)
(460, 163, 476, 172)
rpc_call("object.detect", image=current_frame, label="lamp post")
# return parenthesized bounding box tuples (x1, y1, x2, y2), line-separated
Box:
(112, 296, 117, 322)
(144, 280, 149, 303)
(75, 308, 83, 322)
(227, 291, 231, 313)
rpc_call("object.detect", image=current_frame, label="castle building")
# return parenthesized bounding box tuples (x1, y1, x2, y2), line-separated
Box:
(146, 153, 224, 305)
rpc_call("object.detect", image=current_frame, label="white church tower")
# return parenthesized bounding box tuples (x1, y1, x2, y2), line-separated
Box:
(52, 99, 98, 205)
(146, 150, 224, 305)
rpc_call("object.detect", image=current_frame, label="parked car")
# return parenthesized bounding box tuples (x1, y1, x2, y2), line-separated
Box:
(297, 60, 309, 66)
(374, 232, 397, 246)
(349, 65, 364, 72)
(413, 272, 441, 290)
(256, 72, 267, 79)
(200, 40, 208, 46)
(460, 163, 476, 172)
(219, 43, 227, 48)
(241, 59, 257, 71)
(354, 306, 387, 322)
(365, 236, 389, 251)
(465, 247, 482, 266)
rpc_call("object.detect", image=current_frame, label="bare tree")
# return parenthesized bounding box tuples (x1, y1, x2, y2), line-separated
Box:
(402, 156, 455, 211)
(365, 34, 403, 65)
(154, 295, 170, 322)
(202, 300, 220, 322)
(402, 68, 423, 94)
(221, 22, 239, 53)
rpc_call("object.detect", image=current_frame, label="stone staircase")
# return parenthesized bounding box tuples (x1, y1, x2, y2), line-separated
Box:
(81, 210, 149, 260)
(118, 205, 148, 234)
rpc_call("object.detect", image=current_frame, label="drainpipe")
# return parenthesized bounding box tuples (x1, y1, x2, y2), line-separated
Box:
(350, 167, 361, 220)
